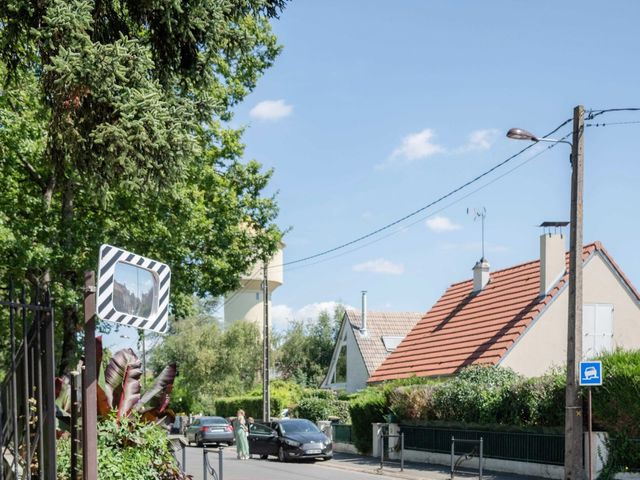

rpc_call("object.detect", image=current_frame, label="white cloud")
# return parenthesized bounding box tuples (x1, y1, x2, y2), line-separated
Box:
(270, 301, 351, 332)
(249, 99, 293, 121)
(352, 258, 404, 275)
(426, 215, 462, 233)
(457, 129, 499, 152)
(378, 129, 445, 169)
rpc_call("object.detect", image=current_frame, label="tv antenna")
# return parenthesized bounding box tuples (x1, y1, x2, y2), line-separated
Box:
(467, 207, 487, 260)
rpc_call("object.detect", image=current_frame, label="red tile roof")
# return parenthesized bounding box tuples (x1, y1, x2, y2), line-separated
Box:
(368, 242, 639, 383)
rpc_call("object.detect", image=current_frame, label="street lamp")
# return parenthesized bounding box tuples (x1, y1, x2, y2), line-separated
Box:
(507, 105, 585, 480)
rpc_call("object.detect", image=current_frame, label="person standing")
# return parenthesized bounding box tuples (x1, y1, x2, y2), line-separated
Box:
(234, 410, 250, 460)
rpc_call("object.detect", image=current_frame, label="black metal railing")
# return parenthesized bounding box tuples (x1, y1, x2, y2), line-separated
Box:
(400, 424, 564, 466)
(0, 283, 56, 480)
(332, 424, 353, 444)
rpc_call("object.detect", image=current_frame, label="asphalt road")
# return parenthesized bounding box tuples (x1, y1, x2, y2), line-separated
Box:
(182, 444, 400, 480)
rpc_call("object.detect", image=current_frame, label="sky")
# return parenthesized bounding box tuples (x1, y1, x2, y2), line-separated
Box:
(108, 0, 640, 349)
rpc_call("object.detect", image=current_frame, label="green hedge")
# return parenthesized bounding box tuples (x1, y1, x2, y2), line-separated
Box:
(214, 395, 285, 419)
(348, 388, 387, 454)
(292, 396, 350, 423)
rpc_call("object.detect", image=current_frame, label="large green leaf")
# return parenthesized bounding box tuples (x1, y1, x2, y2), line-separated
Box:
(103, 348, 143, 419)
(135, 362, 177, 414)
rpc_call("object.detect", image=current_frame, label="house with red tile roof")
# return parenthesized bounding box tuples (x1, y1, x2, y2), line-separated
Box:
(369, 234, 640, 383)
(321, 293, 421, 392)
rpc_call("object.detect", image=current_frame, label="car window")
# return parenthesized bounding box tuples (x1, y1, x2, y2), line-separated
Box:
(192, 419, 200, 426)
(250, 423, 274, 436)
(279, 420, 320, 435)
(201, 417, 228, 425)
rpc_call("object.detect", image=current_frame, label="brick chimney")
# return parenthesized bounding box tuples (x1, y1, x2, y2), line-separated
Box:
(540, 233, 566, 295)
(472, 258, 490, 293)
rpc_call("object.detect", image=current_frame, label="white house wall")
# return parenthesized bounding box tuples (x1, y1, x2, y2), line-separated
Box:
(344, 324, 369, 392)
(501, 252, 640, 376)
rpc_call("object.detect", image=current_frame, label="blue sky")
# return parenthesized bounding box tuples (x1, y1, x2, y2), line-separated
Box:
(108, 1, 640, 349)
(231, 0, 640, 330)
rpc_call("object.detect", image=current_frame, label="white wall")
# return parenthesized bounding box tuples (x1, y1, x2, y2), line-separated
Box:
(345, 325, 369, 392)
(501, 252, 640, 376)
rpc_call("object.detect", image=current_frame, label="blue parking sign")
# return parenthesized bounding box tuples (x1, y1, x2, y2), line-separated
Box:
(579, 361, 602, 386)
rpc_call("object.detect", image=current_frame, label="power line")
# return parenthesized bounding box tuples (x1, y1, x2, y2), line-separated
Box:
(280, 117, 572, 268)
(284, 131, 573, 273)
(586, 107, 640, 121)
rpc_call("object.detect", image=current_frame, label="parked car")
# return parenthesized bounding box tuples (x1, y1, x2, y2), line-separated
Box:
(186, 416, 234, 447)
(248, 419, 332, 462)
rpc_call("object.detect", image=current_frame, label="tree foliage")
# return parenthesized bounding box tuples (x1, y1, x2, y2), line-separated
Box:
(149, 301, 262, 413)
(275, 305, 343, 386)
(0, 0, 287, 372)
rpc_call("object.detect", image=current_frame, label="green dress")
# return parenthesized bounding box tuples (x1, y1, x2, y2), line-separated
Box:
(234, 417, 249, 459)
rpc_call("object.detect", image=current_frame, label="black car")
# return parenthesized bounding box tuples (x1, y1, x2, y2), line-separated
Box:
(248, 419, 332, 462)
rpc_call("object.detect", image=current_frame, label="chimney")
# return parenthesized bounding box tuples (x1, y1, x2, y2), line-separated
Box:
(540, 233, 566, 295)
(472, 258, 490, 293)
(360, 291, 368, 336)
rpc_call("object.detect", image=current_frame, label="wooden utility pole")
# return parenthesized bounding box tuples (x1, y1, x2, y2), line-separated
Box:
(262, 262, 270, 422)
(565, 105, 585, 480)
(82, 271, 98, 480)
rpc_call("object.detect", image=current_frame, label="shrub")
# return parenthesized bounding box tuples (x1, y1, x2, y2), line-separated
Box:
(300, 388, 336, 400)
(348, 388, 387, 454)
(214, 394, 285, 419)
(57, 415, 187, 480)
(592, 349, 640, 437)
(388, 384, 436, 422)
(292, 396, 350, 423)
(429, 365, 519, 423)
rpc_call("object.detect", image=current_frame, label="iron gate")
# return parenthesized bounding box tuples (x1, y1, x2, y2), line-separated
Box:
(0, 282, 56, 480)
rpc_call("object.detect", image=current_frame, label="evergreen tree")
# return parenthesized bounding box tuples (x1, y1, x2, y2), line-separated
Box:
(0, 0, 286, 372)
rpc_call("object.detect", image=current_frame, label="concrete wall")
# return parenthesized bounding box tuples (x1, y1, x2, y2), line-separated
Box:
(501, 252, 640, 376)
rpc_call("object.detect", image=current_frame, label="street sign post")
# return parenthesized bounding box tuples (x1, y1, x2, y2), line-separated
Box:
(580, 360, 603, 480)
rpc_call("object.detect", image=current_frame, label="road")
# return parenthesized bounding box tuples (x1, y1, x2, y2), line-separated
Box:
(181, 444, 402, 480)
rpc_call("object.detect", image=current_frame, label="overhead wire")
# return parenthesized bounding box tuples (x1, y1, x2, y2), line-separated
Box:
(277, 117, 573, 268)
(284, 130, 574, 273)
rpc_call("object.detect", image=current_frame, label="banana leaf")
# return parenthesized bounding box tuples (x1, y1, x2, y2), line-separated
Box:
(103, 348, 143, 420)
(135, 362, 177, 415)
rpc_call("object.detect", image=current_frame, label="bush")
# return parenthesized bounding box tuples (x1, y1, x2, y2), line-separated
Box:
(214, 394, 285, 419)
(300, 388, 336, 400)
(592, 349, 640, 437)
(430, 365, 520, 423)
(57, 415, 187, 480)
(348, 388, 387, 454)
(292, 396, 350, 423)
(388, 384, 436, 422)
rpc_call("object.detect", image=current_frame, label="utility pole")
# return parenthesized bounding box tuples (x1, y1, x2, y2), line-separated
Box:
(262, 262, 270, 422)
(565, 105, 585, 480)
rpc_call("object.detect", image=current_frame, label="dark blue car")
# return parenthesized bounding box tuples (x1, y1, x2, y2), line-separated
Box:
(248, 419, 333, 462)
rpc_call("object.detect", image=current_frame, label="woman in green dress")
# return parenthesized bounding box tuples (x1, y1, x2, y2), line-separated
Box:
(234, 410, 250, 460)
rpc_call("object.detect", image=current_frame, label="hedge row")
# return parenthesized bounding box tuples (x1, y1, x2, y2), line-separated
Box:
(214, 395, 285, 419)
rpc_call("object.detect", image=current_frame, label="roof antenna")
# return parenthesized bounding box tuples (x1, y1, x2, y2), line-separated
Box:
(467, 207, 487, 260)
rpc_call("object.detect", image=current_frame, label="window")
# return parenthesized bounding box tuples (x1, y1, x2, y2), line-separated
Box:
(250, 423, 274, 436)
(382, 336, 404, 352)
(335, 345, 347, 383)
(583, 304, 613, 359)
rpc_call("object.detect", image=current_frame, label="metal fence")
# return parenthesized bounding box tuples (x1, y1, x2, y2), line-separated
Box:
(400, 424, 564, 466)
(0, 283, 57, 480)
(332, 424, 353, 444)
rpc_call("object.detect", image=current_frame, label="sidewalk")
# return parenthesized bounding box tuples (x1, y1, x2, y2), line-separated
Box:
(324, 452, 545, 480)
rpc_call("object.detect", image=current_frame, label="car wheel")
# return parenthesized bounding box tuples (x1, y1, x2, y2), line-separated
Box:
(260, 454, 268, 460)
(227, 441, 235, 447)
(278, 446, 287, 463)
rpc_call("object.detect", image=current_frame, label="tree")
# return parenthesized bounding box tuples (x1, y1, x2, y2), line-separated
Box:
(0, 0, 286, 372)
(276, 305, 344, 387)
(149, 299, 262, 413)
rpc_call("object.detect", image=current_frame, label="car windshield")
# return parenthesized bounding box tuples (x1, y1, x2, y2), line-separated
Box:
(201, 417, 228, 425)
(279, 420, 320, 434)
